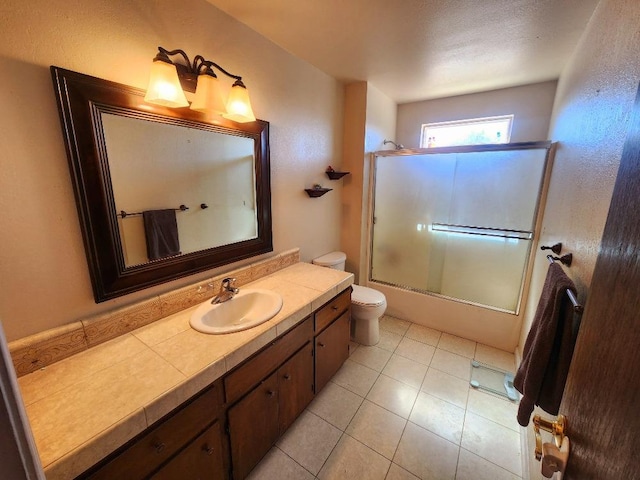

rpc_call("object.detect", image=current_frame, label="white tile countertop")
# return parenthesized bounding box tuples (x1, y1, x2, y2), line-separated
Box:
(17, 262, 353, 479)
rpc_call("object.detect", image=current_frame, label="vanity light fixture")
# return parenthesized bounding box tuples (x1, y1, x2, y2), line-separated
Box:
(144, 46, 256, 123)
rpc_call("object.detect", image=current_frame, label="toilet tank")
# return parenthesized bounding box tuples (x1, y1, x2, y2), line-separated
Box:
(312, 251, 347, 271)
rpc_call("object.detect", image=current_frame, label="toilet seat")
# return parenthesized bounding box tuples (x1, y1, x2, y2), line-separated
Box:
(351, 284, 386, 307)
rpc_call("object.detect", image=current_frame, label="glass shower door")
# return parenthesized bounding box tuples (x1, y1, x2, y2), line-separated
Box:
(370, 144, 549, 313)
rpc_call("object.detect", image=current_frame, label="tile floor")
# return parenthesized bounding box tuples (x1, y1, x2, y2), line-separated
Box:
(248, 316, 522, 480)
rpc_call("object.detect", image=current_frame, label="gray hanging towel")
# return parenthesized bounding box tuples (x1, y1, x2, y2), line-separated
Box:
(142, 209, 181, 261)
(514, 262, 577, 426)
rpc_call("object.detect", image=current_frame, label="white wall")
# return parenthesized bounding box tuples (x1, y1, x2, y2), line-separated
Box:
(396, 81, 558, 148)
(517, 1, 640, 477)
(0, 0, 344, 341)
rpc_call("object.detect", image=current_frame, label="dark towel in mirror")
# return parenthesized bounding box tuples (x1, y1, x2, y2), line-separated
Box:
(143, 209, 181, 261)
(514, 262, 577, 426)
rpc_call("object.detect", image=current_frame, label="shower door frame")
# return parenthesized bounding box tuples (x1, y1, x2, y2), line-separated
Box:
(367, 141, 554, 315)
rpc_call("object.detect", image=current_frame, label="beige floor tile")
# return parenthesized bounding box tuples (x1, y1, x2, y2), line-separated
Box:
(405, 324, 442, 346)
(349, 345, 393, 372)
(318, 434, 391, 480)
(456, 448, 521, 480)
(379, 316, 411, 336)
(474, 344, 516, 372)
(349, 341, 360, 356)
(421, 367, 470, 409)
(382, 354, 428, 389)
(377, 330, 403, 352)
(461, 412, 522, 476)
(346, 400, 407, 459)
(308, 381, 363, 430)
(277, 411, 342, 475)
(247, 447, 314, 480)
(393, 422, 459, 480)
(395, 337, 436, 365)
(332, 359, 380, 397)
(386, 463, 420, 480)
(409, 392, 466, 444)
(438, 333, 477, 358)
(366, 375, 419, 419)
(466, 389, 519, 432)
(431, 349, 472, 381)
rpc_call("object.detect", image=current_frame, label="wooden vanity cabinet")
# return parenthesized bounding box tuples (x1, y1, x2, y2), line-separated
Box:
(314, 287, 352, 393)
(76, 288, 351, 480)
(226, 317, 314, 480)
(79, 379, 226, 480)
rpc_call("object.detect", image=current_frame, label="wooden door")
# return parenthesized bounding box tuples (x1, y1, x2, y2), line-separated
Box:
(278, 342, 314, 435)
(315, 311, 350, 393)
(227, 371, 279, 480)
(150, 421, 226, 480)
(558, 84, 640, 479)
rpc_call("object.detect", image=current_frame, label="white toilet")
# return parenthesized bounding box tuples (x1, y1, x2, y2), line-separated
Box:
(312, 251, 387, 346)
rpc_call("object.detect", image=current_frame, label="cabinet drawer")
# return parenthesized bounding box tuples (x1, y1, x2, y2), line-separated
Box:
(85, 381, 223, 480)
(314, 287, 351, 333)
(225, 317, 313, 404)
(150, 420, 226, 480)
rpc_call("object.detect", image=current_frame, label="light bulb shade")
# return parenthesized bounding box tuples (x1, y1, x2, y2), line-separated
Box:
(223, 84, 256, 123)
(190, 74, 226, 114)
(144, 60, 189, 108)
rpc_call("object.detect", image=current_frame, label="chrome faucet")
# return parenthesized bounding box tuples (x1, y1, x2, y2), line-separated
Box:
(211, 277, 239, 304)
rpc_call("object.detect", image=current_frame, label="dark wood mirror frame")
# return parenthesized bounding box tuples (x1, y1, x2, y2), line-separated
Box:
(51, 66, 272, 303)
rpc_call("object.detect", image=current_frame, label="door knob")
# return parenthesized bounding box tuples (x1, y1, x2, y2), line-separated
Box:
(533, 414, 566, 460)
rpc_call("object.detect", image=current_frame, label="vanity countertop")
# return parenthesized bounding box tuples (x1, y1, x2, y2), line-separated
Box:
(17, 262, 353, 480)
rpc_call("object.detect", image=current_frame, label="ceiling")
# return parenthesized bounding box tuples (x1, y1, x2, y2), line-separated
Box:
(206, 0, 600, 104)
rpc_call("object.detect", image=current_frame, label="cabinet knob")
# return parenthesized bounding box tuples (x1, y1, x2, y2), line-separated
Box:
(267, 390, 275, 397)
(332, 305, 338, 310)
(203, 444, 215, 456)
(283, 374, 291, 380)
(153, 442, 166, 454)
(318, 342, 326, 348)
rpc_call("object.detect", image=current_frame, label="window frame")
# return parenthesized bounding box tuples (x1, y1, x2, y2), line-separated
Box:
(420, 114, 514, 148)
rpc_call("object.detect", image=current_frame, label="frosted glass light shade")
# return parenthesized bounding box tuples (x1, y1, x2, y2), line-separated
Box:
(190, 74, 226, 114)
(144, 60, 189, 108)
(223, 84, 256, 123)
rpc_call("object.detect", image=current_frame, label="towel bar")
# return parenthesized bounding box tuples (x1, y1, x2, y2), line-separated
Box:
(119, 204, 189, 218)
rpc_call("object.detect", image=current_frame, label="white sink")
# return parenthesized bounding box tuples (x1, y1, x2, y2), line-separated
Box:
(189, 289, 283, 334)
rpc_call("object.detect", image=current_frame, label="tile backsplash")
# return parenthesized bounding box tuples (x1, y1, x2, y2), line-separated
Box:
(9, 248, 300, 377)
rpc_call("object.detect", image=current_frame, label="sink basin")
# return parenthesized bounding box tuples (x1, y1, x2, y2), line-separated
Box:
(190, 289, 283, 334)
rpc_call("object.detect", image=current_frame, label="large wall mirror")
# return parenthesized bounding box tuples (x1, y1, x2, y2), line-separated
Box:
(51, 67, 272, 302)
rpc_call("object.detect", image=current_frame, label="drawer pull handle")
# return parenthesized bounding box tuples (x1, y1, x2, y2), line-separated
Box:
(318, 342, 326, 347)
(284, 374, 291, 380)
(267, 390, 275, 397)
(153, 442, 166, 454)
(203, 444, 215, 456)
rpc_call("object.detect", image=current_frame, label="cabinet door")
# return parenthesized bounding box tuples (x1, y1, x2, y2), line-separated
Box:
(228, 371, 279, 480)
(315, 310, 350, 393)
(278, 342, 314, 435)
(150, 420, 226, 480)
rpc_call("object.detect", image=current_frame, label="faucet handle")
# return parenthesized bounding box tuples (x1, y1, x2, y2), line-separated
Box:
(222, 277, 236, 287)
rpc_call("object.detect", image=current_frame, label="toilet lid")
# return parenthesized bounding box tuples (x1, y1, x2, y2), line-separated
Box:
(313, 251, 346, 267)
(351, 284, 386, 307)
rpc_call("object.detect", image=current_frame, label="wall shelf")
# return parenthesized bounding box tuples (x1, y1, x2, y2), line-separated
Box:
(326, 170, 350, 180)
(305, 187, 332, 198)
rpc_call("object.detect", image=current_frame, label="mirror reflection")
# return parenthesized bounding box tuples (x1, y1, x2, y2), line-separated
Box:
(102, 114, 258, 267)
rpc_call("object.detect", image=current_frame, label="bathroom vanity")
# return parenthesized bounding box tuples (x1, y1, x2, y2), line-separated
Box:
(16, 262, 353, 480)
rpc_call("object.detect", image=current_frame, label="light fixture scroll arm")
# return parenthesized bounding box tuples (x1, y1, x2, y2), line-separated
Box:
(156, 47, 192, 70)
(203, 60, 244, 84)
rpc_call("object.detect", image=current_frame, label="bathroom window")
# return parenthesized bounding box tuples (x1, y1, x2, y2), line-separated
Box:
(420, 115, 513, 148)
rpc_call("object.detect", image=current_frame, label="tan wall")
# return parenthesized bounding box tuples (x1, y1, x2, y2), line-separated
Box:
(396, 81, 558, 148)
(339, 82, 397, 283)
(0, 0, 344, 341)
